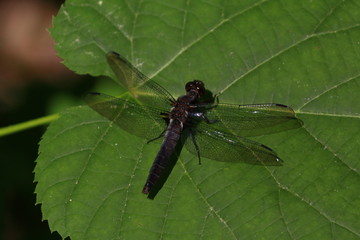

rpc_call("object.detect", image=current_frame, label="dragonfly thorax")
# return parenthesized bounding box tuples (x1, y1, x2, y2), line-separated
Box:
(169, 80, 204, 124)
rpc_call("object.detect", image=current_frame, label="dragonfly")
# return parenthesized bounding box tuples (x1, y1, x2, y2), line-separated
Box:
(86, 52, 303, 195)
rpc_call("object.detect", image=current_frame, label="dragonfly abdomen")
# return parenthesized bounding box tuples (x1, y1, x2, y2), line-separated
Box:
(142, 119, 183, 194)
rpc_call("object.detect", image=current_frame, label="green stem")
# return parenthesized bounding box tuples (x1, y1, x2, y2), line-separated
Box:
(0, 114, 59, 137)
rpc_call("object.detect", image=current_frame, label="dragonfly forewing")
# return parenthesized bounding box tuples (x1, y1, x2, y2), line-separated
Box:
(197, 103, 303, 137)
(106, 52, 175, 111)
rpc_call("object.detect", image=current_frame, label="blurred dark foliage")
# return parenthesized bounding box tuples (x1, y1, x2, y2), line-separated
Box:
(0, 77, 96, 240)
(0, 0, 96, 239)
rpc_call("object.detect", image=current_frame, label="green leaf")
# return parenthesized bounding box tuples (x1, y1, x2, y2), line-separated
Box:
(35, 0, 360, 239)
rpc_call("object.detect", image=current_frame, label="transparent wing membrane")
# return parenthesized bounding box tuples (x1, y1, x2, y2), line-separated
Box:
(184, 125, 283, 166)
(197, 103, 302, 137)
(106, 52, 174, 110)
(85, 92, 167, 140)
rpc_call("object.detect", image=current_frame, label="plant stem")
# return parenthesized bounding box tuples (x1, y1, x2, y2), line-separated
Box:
(0, 114, 59, 137)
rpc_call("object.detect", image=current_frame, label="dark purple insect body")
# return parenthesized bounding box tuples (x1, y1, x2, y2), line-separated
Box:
(142, 80, 205, 194)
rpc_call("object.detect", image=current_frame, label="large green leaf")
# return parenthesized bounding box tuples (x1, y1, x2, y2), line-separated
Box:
(35, 0, 360, 239)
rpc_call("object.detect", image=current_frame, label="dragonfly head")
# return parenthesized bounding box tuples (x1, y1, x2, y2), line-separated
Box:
(185, 80, 205, 97)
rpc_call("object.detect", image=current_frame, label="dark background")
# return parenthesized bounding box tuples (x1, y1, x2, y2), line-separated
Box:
(0, 0, 94, 239)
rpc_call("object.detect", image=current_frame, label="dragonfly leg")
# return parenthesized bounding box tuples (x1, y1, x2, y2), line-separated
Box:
(213, 94, 220, 105)
(201, 114, 218, 124)
(147, 113, 169, 144)
(189, 129, 201, 165)
(147, 128, 167, 144)
(188, 112, 218, 124)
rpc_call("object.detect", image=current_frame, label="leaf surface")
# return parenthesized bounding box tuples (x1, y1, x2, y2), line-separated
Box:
(35, 0, 360, 239)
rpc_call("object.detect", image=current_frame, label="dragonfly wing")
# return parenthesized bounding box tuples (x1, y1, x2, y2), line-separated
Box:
(198, 103, 302, 137)
(184, 124, 282, 166)
(85, 92, 167, 140)
(106, 52, 175, 110)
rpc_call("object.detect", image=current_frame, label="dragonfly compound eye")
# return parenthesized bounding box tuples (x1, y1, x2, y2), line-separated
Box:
(185, 80, 205, 96)
(193, 80, 205, 97)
